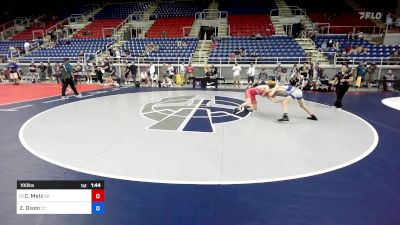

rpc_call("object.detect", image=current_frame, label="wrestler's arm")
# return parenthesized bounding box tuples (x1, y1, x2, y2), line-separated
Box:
(266, 95, 282, 103)
(268, 86, 278, 97)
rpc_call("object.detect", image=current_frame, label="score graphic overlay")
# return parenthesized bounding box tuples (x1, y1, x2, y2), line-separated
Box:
(16, 181, 104, 214)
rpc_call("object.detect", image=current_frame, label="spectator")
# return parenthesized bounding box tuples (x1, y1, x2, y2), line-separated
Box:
(289, 64, 300, 86)
(346, 32, 354, 40)
(366, 62, 377, 87)
(162, 76, 172, 87)
(115, 48, 121, 61)
(258, 68, 268, 83)
(383, 70, 396, 91)
(24, 41, 30, 54)
(28, 62, 39, 82)
(320, 41, 327, 51)
(54, 63, 61, 84)
(79, 51, 84, 62)
(389, 50, 400, 65)
(345, 45, 353, 53)
(250, 51, 257, 63)
(357, 32, 364, 40)
(333, 41, 340, 50)
(386, 13, 394, 29)
(161, 30, 167, 38)
(85, 63, 94, 83)
(123, 63, 131, 85)
(167, 64, 175, 82)
(274, 63, 285, 83)
(95, 63, 104, 84)
(47, 62, 52, 82)
(186, 63, 193, 83)
(355, 62, 367, 88)
(239, 48, 247, 57)
(209, 64, 218, 77)
(74, 62, 83, 84)
(395, 16, 400, 30)
(247, 63, 256, 87)
(101, 59, 112, 85)
(327, 39, 334, 48)
(38, 62, 47, 82)
(232, 63, 242, 88)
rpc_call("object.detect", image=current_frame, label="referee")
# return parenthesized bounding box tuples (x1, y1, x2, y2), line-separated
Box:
(332, 64, 353, 109)
(61, 58, 82, 99)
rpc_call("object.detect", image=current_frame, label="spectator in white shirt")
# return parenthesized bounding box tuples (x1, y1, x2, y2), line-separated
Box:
(386, 13, 394, 29)
(24, 41, 30, 54)
(247, 63, 256, 87)
(232, 63, 242, 88)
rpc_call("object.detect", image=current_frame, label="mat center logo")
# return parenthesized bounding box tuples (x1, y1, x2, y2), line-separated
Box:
(140, 95, 249, 132)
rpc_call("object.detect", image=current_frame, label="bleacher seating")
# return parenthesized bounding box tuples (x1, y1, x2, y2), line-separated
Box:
(74, 19, 124, 39)
(146, 17, 194, 38)
(219, 0, 276, 15)
(309, 12, 376, 34)
(154, 1, 207, 18)
(285, 0, 377, 34)
(315, 35, 400, 63)
(20, 38, 114, 63)
(0, 40, 25, 59)
(10, 22, 57, 40)
(208, 36, 307, 64)
(94, 2, 151, 19)
(121, 37, 197, 63)
(229, 15, 275, 36)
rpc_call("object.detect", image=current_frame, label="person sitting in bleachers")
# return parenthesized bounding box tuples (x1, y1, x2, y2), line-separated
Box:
(333, 41, 340, 50)
(320, 41, 328, 51)
(239, 48, 247, 57)
(389, 50, 400, 65)
(346, 32, 354, 40)
(327, 40, 334, 48)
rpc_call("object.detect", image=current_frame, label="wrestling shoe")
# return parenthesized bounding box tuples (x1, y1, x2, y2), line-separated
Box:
(278, 114, 289, 122)
(233, 107, 241, 114)
(307, 114, 318, 121)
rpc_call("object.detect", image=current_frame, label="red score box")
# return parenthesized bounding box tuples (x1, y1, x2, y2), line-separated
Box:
(91, 189, 104, 202)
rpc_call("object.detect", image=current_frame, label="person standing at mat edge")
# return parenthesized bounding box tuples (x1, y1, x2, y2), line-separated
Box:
(61, 58, 82, 99)
(331, 64, 353, 109)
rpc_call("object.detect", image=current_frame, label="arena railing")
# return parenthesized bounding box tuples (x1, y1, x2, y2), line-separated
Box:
(32, 30, 45, 40)
(44, 18, 70, 36)
(319, 24, 383, 34)
(1, 20, 15, 32)
(102, 28, 117, 39)
(18, 57, 81, 63)
(270, 6, 306, 17)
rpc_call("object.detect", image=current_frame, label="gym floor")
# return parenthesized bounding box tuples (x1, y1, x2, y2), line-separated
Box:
(0, 84, 399, 225)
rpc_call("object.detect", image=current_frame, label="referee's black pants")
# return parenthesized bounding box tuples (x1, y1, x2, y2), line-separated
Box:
(62, 78, 79, 96)
(334, 86, 348, 108)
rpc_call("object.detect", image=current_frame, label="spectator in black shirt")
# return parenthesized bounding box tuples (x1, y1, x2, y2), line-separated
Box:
(38, 62, 47, 82)
(129, 62, 137, 83)
(331, 64, 353, 109)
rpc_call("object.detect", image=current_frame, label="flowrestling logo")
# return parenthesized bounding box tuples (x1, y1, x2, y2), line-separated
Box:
(140, 95, 249, 132)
